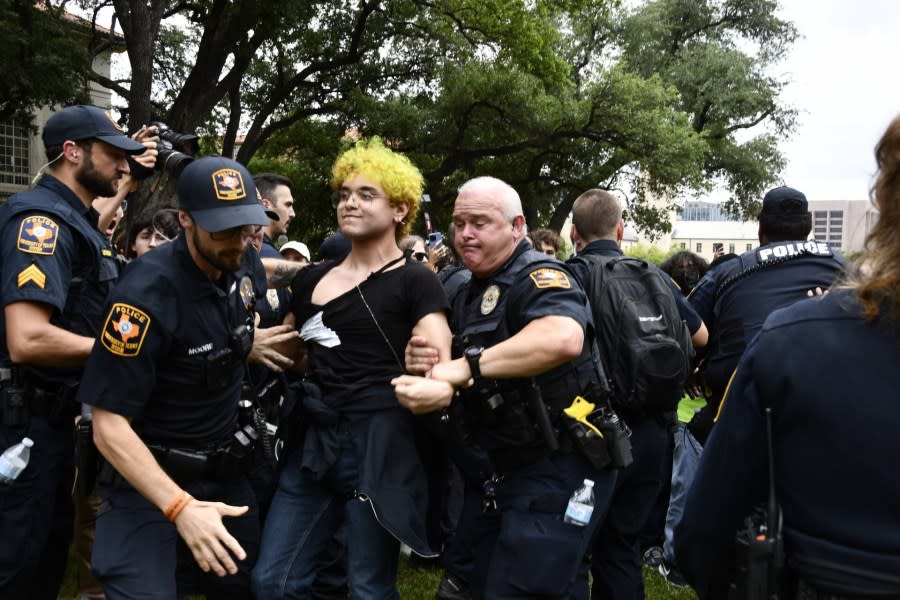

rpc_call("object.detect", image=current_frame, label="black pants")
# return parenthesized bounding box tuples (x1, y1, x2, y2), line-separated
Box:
(93, 476, 260, 599)
(590, 417, 669, 600)
(0, 418, 74, 600)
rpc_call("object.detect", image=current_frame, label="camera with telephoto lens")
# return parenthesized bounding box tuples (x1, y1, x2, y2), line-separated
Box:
(150, 121, 199, 178)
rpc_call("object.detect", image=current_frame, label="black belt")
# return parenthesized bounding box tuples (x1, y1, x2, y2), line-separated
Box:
(29, 384, 78, 424)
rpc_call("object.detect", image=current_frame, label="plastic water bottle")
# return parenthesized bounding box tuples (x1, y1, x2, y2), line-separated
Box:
(0, 437, 33, 484)
(563, 478, 595, 526)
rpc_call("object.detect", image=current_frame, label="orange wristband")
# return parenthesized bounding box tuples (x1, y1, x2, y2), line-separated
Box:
(163, 491, 193, 523)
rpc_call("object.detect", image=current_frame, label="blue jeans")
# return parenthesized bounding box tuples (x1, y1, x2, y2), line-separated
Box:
(662, 423, 702, 566)
(252, 432, 400, 600)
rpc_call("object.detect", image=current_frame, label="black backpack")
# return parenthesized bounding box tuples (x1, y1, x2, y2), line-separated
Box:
(576, 254, 694, 414)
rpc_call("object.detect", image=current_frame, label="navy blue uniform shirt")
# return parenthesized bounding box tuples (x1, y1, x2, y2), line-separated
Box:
(456, 241, 590, 336)
(689, 239, 843, 395)
(0, 174, 117, 382)
(78, 233, 266, 448)
(675, 290, 900, 597)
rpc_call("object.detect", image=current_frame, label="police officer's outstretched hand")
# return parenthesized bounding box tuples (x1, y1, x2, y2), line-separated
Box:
(392, 375, 455, 414)
(175, 500, 249, 577)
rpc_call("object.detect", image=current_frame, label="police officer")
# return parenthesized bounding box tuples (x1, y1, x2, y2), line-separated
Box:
(77, 156, 272, 599)
(0, 104, 146, 599)
(566, 189, 707, 600)
(676, 116, 900, 598)
(687, 185, 845, 442)
(394, 176, 617, 599)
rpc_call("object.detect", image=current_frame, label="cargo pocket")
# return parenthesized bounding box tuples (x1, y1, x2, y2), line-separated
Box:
(496, 506, 586, 596)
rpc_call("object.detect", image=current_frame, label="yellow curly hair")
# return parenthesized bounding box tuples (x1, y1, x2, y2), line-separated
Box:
(330, 137, 424, 240)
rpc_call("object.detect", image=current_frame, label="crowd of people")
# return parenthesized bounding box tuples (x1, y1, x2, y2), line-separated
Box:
(0, 103, 898, 600)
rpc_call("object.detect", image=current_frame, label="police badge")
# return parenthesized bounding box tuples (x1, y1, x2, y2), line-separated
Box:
(481, 285, 500, 315)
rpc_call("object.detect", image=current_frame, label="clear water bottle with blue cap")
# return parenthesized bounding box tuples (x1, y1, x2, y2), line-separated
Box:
(564, 478, 595, 526)
(0, 437, 33, 484)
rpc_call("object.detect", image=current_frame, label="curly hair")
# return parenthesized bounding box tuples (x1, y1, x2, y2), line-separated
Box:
(854, 114, 900, 322)
(330, 137, 424, 240)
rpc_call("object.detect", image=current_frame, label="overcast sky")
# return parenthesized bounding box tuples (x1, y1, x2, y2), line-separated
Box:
(768, 0, 900, 202)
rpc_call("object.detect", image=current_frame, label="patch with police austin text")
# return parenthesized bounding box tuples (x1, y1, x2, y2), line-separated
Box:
(529, 268, 571, 289)
(101, 303, 151, 357)
(17, 216, 59, 255)
(212, 168, 247, 201)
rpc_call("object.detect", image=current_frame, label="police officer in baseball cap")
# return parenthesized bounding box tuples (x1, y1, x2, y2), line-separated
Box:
(77, 156, 270, 599)
(0, 104, 145, 598)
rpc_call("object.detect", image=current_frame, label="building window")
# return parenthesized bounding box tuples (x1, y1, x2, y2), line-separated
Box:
(746, 243, 752, 251)
(680, 242, 686, 249)
(696, 242, 702, 253)
(729, 243, 735, 253)
(0, 121, 30, 187)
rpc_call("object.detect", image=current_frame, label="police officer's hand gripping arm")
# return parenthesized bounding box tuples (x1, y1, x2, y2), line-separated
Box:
(391, 311, 454, 414)
(393, 314, 583, 413)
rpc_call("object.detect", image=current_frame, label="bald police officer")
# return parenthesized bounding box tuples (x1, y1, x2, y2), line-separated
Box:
(77, 157, 272, 599)
(0, 105, 146, 599)
(394, 176, 617, 599)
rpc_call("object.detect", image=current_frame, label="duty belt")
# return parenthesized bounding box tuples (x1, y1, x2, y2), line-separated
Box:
(148, 424, 258, 484)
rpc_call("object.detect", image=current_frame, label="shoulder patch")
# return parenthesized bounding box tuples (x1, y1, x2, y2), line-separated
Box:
(529, 268, 571, 289)
(17, 216, 59, 255)
(17, 264, 46, 289)
(101, 303, 151, 357)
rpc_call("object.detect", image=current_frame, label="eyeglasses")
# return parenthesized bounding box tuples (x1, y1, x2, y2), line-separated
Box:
(332, 187, 382, 208)
(209, 224, 263, 241)
(413, 252, 428, 262)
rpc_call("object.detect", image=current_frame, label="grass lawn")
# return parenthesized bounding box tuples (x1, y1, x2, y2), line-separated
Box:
(58, 549, 698, 599)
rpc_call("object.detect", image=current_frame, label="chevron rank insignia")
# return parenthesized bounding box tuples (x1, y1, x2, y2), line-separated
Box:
(17, 216, 59, 255)
(17, 264, 46, 289)
(529, 268, 571, 289)
(101, 303, 151, 357)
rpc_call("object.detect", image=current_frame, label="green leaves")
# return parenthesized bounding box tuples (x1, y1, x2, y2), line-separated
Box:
(64, 0, 799, 241)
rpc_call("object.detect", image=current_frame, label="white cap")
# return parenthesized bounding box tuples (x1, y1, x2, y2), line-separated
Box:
(22, 437, 33, 448)
(280, 241, 311, 262)
(583, 478, 594, 487)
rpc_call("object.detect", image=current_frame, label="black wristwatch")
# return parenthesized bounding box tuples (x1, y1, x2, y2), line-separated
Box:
(464, 345, 484, 381)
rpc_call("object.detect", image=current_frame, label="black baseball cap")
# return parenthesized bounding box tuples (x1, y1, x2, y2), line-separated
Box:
(41, 105, 146, 154)
(760, 186, 808, 216)
(178, 156, 269, 232)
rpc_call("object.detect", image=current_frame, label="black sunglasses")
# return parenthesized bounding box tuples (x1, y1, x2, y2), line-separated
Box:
(413, 252, 428, 262)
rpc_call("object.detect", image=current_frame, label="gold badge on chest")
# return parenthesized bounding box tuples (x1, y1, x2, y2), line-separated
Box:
(480, 285, 500, 315)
